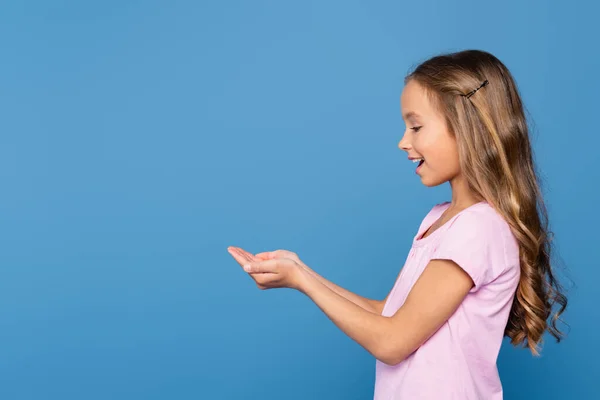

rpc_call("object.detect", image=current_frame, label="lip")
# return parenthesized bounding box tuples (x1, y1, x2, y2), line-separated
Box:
(415, 159, 425, 174)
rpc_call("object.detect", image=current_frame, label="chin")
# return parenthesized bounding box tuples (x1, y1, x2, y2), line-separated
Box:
(419, 176, 447, 187)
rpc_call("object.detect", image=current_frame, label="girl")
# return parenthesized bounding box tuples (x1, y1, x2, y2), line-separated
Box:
(227, 49, 567, 399)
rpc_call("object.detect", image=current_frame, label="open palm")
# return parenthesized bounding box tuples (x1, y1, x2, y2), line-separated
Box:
(227, 246, 304, 290)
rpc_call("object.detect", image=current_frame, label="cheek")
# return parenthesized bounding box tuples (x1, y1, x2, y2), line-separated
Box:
(444, 139, 461, 170)
(441, 148, 461, 171)
(421, 136, 460, 173)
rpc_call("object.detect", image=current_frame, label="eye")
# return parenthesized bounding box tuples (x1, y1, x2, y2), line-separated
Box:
(411, 126, 422, 132)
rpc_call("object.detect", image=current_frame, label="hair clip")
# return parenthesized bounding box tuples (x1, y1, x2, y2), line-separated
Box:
(462, 79, 489, 99)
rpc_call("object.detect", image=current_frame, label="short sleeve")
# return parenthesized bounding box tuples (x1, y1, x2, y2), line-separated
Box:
(430, 210, 506, 291)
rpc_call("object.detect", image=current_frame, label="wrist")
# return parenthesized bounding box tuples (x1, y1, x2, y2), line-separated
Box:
(300, 263, 315, 277)
(295, 265, 315, 295)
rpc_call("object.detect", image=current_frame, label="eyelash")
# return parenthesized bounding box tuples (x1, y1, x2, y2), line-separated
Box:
(411, 126, 422, 132)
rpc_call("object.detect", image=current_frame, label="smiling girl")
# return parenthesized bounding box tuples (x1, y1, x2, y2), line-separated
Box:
(228, 49, 567, 399)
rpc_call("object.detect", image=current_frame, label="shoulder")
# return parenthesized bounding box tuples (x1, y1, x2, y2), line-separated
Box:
(453, 202, 513, 238)
(453, 202, 519, 257)
(435, 202, 520, 286)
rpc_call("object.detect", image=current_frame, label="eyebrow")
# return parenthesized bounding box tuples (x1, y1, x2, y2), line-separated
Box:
(402, 111, 421, 121)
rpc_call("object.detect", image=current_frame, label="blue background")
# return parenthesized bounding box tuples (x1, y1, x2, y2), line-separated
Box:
(1, 1, 597, 399)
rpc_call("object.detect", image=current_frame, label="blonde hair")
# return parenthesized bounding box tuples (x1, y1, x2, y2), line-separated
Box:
(406, 49, 568, 355)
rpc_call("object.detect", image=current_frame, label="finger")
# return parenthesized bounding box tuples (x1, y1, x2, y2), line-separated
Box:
(243, 259, 279, 274)
(230, 246, 261, 263)
(229, 247, 254, 263)
(236, 247, 261, 262)
(254, 272, 279, 287)
(254, 252, 274, 260)
(228, 247, 253, 266)
(228, 246, 246, 256)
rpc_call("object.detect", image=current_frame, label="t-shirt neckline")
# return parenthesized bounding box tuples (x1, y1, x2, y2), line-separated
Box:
(412, 201, 487, 248)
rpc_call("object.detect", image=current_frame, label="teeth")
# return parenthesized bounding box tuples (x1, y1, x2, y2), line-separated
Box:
(412, 158, 423, 163)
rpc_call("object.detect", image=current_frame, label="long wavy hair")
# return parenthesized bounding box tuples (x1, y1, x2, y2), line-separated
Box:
(405, 49, 568, 355)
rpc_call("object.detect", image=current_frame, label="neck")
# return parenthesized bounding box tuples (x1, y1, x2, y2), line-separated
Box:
(449, 173, 481, 210)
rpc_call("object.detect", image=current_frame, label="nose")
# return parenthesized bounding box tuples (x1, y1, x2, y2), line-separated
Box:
(398, 131, 411, 152)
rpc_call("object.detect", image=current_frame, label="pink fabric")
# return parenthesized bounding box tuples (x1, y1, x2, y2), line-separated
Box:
(374, 201, 520, 400)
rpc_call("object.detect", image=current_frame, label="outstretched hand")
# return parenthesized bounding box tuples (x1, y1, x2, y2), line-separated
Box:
(227, 246, 306, 291)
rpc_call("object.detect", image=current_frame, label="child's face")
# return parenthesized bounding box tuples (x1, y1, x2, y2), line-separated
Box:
(398, 80, 461, 187)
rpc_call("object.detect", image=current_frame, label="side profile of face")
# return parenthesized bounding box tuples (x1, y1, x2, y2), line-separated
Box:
(399, 79, 461, 187)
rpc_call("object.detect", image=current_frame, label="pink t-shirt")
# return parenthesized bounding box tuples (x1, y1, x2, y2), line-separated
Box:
(374, 201, 520, 400)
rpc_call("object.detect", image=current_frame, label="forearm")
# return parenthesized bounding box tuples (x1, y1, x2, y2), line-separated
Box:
(301, 265, 382, 314)
(297, 268, 395, 363)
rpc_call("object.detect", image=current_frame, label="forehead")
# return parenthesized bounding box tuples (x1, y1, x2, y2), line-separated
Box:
(400, 80, 436, 121)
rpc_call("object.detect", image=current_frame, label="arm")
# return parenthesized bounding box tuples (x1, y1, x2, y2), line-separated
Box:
(301, 265, 385, 314)
(297, 259, 473, 365)
(252, 249, 386, 314)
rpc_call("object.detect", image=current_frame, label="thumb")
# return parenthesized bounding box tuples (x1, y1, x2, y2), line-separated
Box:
(244, 259, 278, 274)
(254, 251, 274, 260)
